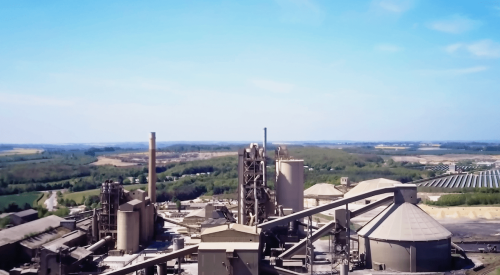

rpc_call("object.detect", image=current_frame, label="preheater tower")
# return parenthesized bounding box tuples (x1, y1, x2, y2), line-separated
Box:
(148, 132, 156, 203)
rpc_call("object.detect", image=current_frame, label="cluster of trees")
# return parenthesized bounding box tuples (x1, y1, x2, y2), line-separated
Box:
(158, 144, 241, 153)
(440, 142, 500, 151)
(83, 147, 119, 157)
(0, 154, 95, 185)
(426, 188, 500, 206)
(35, 205, 70, 218)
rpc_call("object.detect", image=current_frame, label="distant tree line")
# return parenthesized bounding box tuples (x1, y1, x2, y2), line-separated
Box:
(425, 188, 500, 206)
(83, 147, 119, 157)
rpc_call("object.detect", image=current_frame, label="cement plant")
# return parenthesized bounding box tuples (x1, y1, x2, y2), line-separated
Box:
(1, 130, 499, 275)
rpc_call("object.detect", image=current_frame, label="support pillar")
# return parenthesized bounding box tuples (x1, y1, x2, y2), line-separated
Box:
(157, 263, 166, 275)
(145, 266, 154, 275)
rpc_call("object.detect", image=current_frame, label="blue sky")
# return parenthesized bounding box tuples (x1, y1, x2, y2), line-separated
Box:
(1, 0, 499, 143)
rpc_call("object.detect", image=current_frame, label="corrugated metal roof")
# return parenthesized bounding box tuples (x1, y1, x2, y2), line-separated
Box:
(13, 209, 38, 218)
(201, 223, 260, 236)
(0, 215, 64, 246)
(344, 178, 401, 201)
(357, 203, 452, 241)
(199, 242, 259, 250)
(304, 183, 343, 197)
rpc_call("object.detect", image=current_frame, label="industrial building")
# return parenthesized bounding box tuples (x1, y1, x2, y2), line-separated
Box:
(0, 215, 65, 270)
(3, 130, 475, 275)
(10, 209, 38, 226)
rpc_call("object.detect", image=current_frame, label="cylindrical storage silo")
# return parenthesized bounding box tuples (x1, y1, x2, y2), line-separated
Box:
(173, 238, 184, 251)
(148, 204, 155, 241)
(139, 202, 148, 244)
(276, 160, 304, 213)
(117, 210, 140, 254)
(357, 202, 452, 272)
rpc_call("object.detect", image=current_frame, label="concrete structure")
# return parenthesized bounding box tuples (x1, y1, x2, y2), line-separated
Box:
(148, 132, 156, 203)
(115, 194, 155, 253)
(276, 159, 304, 213)
(340, 177, 350, 187)
(198, 224, 261, 275)
(303, 183, 343, 208)
(344, 178, 400, 204)
(449, 163, 456, 173)
(0, 215, 65, 270)
(117, 209, 140, 254)
(10, 209, 38, 226)
(39, 240, 92, 275)
(357, 185, 452, 272)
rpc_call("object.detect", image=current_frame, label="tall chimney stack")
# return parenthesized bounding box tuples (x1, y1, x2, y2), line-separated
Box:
(148, 132, 156, 203)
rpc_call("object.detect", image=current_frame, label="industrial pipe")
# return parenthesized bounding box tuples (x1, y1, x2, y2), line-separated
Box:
(87, 236, 112, 252)
(101, 245, 199, 275)
(258, 186, 398, 229)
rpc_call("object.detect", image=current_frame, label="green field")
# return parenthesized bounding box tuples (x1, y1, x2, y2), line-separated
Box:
(0, 192, 42, 211)
(62, 184, 147, 203)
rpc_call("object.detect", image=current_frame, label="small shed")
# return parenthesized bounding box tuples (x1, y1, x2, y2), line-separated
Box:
(198, 224, 261, 275)
(10, 209, 38, 226)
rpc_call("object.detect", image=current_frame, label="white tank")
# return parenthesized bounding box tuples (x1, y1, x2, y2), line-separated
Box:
(276, 160, 304, 213)
(173, 238, 184, 251)
(117, 211, 140, 254)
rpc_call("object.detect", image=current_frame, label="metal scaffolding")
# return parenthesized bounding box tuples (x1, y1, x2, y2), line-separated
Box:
(99, 180, 124, 240)
(238, 143, 270, 225)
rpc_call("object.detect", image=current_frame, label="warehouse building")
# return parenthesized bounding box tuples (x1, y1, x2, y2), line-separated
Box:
(10, 209, 38, 226)
(0, 215, 65, 270)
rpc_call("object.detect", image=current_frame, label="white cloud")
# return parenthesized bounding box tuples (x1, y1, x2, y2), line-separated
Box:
(252, 79, 295, 93)
(417, 66, 488, 76)
(274, 0, 325, 25)
(466, 40, 500, 58)
(444, 40, 500, 58)
(374, 0, 414, 13)
(428, 14, 482, 34)
(375, 43, 403, 52)
(444, 43, 463, 54)
(0, 93, 75, 107)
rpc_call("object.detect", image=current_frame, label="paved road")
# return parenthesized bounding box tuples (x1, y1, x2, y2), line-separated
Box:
(44, 192, 57, 211)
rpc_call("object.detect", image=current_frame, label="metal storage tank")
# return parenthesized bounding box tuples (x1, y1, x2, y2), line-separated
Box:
(357, 202, 452, 272)
(276, 159, 304, 213)
(173, 238, 184, 250)
(117, 211, 140, 254)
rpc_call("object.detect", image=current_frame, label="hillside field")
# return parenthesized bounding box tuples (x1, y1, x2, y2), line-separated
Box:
(0, 192, 42, 211)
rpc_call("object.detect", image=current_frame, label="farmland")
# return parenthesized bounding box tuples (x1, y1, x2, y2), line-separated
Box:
(0, 148, 43, 156)
(0, 192, 42, 212)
